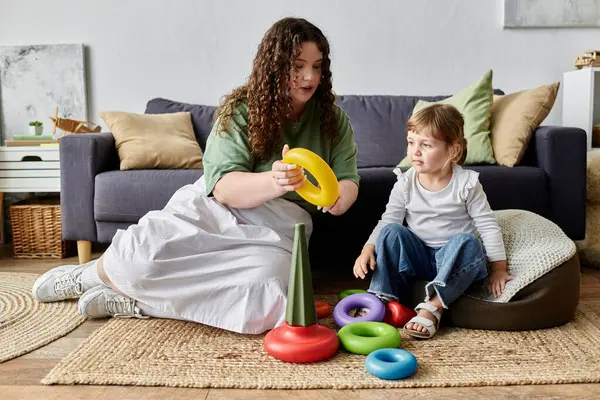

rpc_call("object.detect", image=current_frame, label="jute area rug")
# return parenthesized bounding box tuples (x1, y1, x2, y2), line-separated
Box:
(43, 295, 600, 389)
(0, 272, 86, 363)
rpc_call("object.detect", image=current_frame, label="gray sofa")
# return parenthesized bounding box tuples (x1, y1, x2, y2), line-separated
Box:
(60, 95, 587, 273)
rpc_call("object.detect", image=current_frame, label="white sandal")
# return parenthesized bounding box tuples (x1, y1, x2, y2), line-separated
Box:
(403, 302, 442, 339)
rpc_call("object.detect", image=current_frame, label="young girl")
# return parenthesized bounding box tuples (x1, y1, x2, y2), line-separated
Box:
(32, 17, 360, 334)
(353, 103, 512, 339)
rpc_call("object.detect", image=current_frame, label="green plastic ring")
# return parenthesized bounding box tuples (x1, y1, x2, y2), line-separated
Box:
(337, 322, 401, 355)
(339, 289, 368, 300)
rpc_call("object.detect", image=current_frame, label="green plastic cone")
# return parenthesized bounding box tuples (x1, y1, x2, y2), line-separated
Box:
(285, 223, 317, 326)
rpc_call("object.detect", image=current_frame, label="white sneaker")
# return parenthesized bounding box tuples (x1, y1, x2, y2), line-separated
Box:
(32, 261, 97, 302)
(78, 286, 148, 319)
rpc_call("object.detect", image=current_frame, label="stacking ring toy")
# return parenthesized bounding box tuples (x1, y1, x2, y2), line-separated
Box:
(384, 302, 417, 328)
(365, 348, 418, 380)
(339, 289, 368, 300)
(282, 148, 339, 207)
(337, 322, 401, 355)
(334, 293, 386, 328)
(315, 301, 332, 319)
(264, 322, 339, 363)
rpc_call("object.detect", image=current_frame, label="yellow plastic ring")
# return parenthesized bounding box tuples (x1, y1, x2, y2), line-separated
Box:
(282, 148, 339, 207)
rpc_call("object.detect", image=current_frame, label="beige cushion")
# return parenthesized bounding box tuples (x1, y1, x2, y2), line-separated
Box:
(100, 111, 203, 170)
(490, 82, 559, 167)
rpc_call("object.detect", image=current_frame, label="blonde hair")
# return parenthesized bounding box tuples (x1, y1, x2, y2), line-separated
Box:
(406, 103, 467, 165)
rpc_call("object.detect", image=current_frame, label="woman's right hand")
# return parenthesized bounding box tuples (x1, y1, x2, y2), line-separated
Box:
(353, 244, 376, 279)
(271, 144, 306, 196)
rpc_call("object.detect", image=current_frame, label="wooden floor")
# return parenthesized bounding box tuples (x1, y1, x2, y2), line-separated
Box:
(2, 249, 600, 399)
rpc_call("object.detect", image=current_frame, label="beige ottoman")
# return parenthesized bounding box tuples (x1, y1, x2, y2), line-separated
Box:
(409, 210, 581, 331)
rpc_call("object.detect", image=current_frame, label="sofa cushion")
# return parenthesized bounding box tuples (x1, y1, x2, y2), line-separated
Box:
(336, 95, 449, 168)
(399, 70, 496, 167)
(94, 164, 548, 231)
(336, 88, 504, 169)
(100, 111, 204, 170)
(145, 98, 217, 151)
(95, 169, 202, 222)
(491, 82, 560, 167)
(470, 165, 549, 213)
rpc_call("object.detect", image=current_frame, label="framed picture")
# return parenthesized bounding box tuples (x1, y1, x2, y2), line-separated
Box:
(504, 0, 600, 28)
(0, 44, 88, 142)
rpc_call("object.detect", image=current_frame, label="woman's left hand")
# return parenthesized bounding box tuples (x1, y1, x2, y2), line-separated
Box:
(318, 180, 358, 216)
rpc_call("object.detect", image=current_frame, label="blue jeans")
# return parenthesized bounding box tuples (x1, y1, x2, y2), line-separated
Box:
(368, 224, 488, 309)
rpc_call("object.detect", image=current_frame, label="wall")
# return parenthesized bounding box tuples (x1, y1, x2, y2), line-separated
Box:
(1, 0, 599, 126)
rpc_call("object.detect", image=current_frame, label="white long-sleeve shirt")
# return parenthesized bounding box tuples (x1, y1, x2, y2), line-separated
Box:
(367, 165, 507, 262)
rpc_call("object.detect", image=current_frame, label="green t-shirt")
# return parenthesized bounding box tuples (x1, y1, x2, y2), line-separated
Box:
(203, 99, 360, 213)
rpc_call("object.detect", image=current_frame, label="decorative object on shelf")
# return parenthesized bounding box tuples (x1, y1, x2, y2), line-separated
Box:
(28, 121, 43, 135)
(51, 106, 101, 138)
(0, 43, 88, 144)
(575, 50, 600, 69)
(504, 0, 600, 28)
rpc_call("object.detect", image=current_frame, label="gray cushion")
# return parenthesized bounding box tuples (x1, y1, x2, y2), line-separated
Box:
(93, 165, 549, 250)
(95, 169, 202, 222)
(336, 90, 505, 169)
(336, 95, 449, 168)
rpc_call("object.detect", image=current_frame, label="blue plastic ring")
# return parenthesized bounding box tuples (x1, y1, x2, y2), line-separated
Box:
(365, 348, 418, 380)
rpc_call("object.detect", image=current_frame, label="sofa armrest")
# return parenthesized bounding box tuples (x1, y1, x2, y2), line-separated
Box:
(521, 126, 586, 240)
(60, 132, 119, 242)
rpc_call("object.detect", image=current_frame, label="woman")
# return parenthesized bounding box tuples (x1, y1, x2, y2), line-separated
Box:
(33, 17, 360, 334)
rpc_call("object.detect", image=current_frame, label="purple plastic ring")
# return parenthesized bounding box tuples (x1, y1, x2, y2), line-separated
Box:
(334, 293, 386, 328)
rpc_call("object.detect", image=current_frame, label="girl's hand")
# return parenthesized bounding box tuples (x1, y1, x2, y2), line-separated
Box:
(488, 260, 514, 297)
(353, 245, 376, 279)
(271, 144, 305, 196)
(318, 180, 359, 216)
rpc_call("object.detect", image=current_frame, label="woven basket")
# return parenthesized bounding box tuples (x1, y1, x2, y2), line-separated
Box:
(9, 198, 66, 259)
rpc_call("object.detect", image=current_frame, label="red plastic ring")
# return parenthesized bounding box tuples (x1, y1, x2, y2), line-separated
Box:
(384, 302, 417, 327)
(315, 301, 332, 319)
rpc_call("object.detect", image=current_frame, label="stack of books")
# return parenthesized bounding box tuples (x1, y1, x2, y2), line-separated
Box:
(4, 135, 58, 147)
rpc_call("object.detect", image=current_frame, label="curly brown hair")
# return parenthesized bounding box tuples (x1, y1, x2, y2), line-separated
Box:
(217, 17, 337, 161)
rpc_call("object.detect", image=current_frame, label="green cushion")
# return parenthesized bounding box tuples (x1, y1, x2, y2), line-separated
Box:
(399, 69, 496, 167)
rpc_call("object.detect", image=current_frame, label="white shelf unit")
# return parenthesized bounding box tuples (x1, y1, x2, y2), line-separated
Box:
(562, 67, 600, 152)
(0, 146, 60, 192)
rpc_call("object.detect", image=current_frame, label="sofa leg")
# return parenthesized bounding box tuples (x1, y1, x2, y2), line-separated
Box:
(77, 240, 92, 264)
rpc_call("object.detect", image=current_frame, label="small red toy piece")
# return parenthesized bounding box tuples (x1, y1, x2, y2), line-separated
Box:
(264, 223, 339, 363)
(315, 301, 331, 319)
(384, 301, 417, 327)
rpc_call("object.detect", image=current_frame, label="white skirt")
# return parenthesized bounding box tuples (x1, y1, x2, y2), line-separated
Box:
(102, 176, 313, 334)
